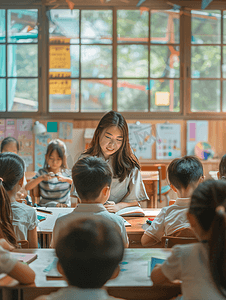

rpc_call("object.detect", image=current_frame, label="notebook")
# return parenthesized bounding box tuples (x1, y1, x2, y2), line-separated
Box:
(45, 258, 63, 280)
(147, 257, 165, 277)
(11, 253, 38, 264)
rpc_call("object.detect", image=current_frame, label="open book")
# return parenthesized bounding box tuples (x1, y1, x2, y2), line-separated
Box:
(116, 206, 145, 217)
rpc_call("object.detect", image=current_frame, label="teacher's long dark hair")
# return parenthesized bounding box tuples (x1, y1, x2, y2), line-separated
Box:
(85, 111, 139, 182)
(189, 180, 226, 297)
(0, 153, 25, 247)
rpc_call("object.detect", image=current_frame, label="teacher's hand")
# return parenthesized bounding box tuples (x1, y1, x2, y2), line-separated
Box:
(104, 201, 120, 213)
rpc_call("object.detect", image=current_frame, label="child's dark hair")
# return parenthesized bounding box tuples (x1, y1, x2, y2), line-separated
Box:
(56, 217, 124, 288)
(167, 156, 203, 190)
(44, 139, 68, 170)
(219, 154, 226, 180)
(0, 153, 25, 247)
(72, 156, 112, 201)
(189, 180, 226, 297)
(85, 110, 140, 182)
(1, 137, 19, 153)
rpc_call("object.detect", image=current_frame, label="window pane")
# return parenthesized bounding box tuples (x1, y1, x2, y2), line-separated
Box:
(81, 10, 112, 44)
(49, 10, 79, 44)
(222, 81, 226, 111)
(191, 46, 220, 78)
(8, 79, 38, 111)
(222, 46, 226, 78)
(81, 80, 112, 112)
(81, 46, 112, 78)
(8, 45, 38, 77)
(117, 10, 148, 43)
(150, 46, 180, 78)
(191, 10, 221, 44)
(224, 12, 226, 43)
(49, 45, 79, 78)
(49, 79, 79, 112)
(8, 10, 38, 43)
(117, 45, 148, 78)
(117, 79, 148, 111)
(0, 10, 5, 43)
(151, 10, 180, 44)
(191, 80, 220, 112)
(150, 80, 180, 112)
(0, 45, 6, 76)
(0, 79, 6, 111)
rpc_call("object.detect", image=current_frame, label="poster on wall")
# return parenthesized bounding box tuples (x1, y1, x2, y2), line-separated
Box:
(35, 134, 52, 172)
(0, 119, 5, 142)
(59, 122, 73, 141)
(156, 123, 181, 160)
(128, 123, 154, 159)
(5, 119, 17, 138)
(186, 121, 208, 155)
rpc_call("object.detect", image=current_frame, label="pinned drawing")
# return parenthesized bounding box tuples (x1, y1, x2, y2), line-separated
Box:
(35, 134, 52, 171)
(128, 123, 154, 159)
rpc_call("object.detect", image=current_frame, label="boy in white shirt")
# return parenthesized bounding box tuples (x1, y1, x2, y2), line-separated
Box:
(36, 217, 125, 300)
(51, 156, 128, 247)
(141, 156, 204, 247)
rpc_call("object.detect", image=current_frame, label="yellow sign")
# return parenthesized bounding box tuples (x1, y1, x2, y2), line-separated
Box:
(49, 72, 71, 79)
(49, 37, 71, 44)
(49, 45, 71, 69)
(49, 79, 71, 95)
(155, 92, 170, 106)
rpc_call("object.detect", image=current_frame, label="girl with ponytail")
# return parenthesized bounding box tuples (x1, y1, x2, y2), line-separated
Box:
(0, 153, 38, 248)
(151, 180, 226, 299)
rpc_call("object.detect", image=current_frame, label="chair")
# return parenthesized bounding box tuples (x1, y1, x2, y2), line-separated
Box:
(161, 235, 199, 248)
(169, 200, 176, 206)
(141, 165, 171, 204)
(29, 184, 40, 205)
(16, 199, 26, 204)
(18, 240, 29, 248)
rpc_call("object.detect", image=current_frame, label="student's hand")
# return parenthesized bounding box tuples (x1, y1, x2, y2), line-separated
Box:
(56, 203, 68, 208)
(57, 175, 68, 182)
(0, 238, 15, 251)
(41, 174, 52, 181)
(105, 202, 120, 213)
(16, 191, 25, 199)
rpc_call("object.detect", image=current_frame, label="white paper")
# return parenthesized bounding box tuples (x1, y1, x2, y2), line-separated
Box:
(187, 121, 208, 155)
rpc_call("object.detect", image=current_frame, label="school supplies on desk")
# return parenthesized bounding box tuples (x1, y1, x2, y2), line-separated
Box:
(116, 206, 145, 217)
(36, 208, 52, 214)
(11, 253, 38, 264)
(147, 257, 165, 277)
(37, 215, 46, 222)
(123, 218, 131, 227)
(45, 258, 63, 280)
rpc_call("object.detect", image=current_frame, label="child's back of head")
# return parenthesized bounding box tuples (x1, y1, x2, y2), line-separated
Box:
(189, 179, 226, 297)
(1, 137, 19, 154)
(56, 216, 124, 288)
(167, 155, 203, 191)
(72, 156, 112, 201)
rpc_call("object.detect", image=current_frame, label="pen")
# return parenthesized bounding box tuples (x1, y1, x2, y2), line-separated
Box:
(36, 208, 52, 214)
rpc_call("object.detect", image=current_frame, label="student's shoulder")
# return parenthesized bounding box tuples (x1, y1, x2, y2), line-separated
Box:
(11, 201, 37, 216)
(103, 211, 125, 226)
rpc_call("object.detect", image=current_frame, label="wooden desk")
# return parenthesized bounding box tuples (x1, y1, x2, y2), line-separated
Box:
(1, 248, 181, 300)
(37, 208, 161, 248)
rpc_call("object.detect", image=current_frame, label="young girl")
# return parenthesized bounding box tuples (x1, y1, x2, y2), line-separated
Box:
(0, 152, 38, 248)
(218, 154, 226, 180)
(151, 179, 226, 300)
(25, 139, 72, 207)
(71, 111, 148, 212)
(0, 238, 35, 284)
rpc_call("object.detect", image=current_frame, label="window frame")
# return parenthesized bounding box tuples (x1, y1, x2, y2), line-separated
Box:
(1, 2, 226, 120)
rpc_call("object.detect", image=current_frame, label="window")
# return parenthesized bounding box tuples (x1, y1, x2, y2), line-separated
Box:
(48, 9, 181, 114)
(0, 9, 39, 112)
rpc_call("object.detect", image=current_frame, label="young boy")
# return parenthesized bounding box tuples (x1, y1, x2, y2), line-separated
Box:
(141, 156, 204, 247)
(51, 156, 128, 247)
(36, 217, 124, 300)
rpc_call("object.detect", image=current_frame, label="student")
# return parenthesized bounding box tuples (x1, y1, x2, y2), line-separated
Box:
(218, 154, 226, 180)
(141, 156, 204, 247)
(36, 217, 124, 300)
(0, 152, 38, 248)
(151, 179, 226, 300)
(71, 110, 149, 213)
(0, 237, 35, 284)
(51, 156, 128, 247)
(1, 137, 32, 205)
(25, 139, 72, 207)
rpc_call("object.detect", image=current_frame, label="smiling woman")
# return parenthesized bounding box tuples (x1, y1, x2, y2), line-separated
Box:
(71, 111, 149, 212)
